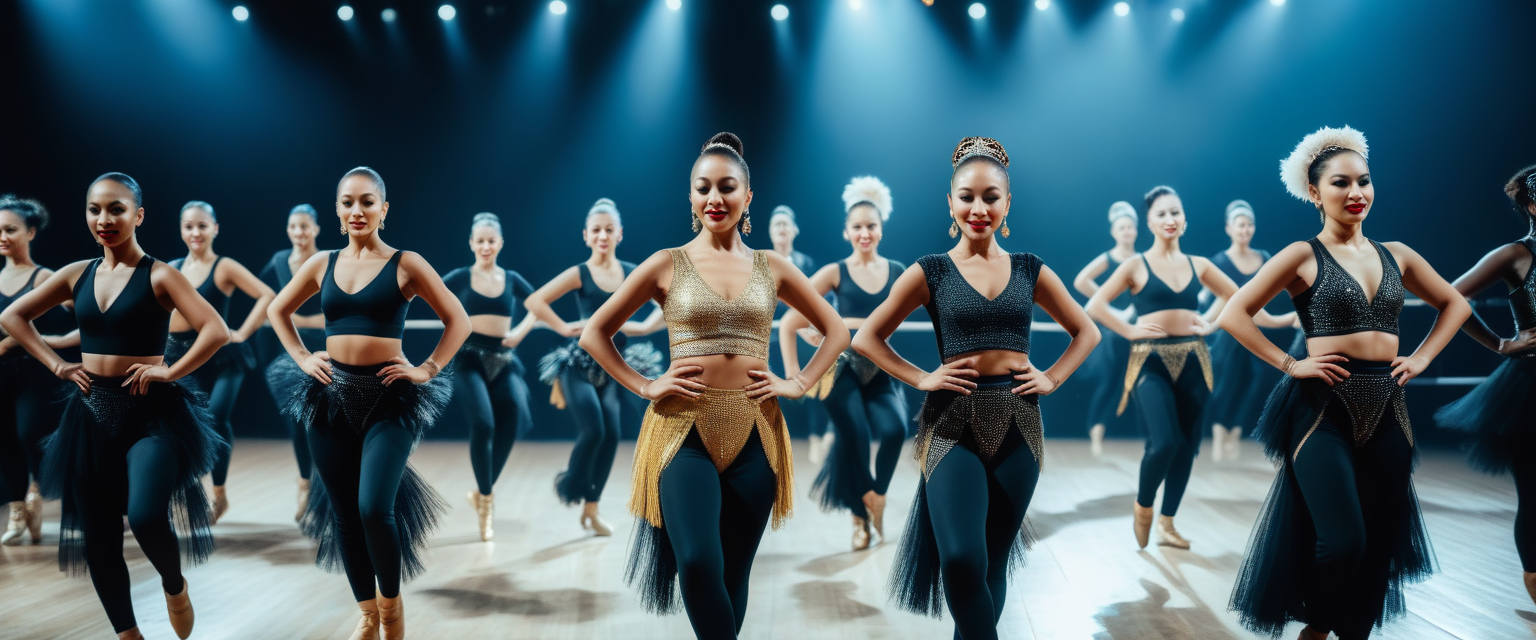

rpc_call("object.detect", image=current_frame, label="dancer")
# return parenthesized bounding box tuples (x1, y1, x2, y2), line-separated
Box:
(1072, 201, 1139, 457)
(1202, 200, 1296, 461)
(1434, 164, 1536, 603)
(165, 200, 275, 524)
(266, 167, 469, 640)
(442, 212, 538, 541)
(780, 176, 907, 550)
(0, 195, 75, 546)
(855, 137, 1099, 640)
(582, 132, 846, 638)
(768, 205, 833, 464)
(768, 205, 816, 274)
(0, 173, 230, 640)
(1225, 126, 1469, 640)
(258, 204, 325, 520)
(527, 197, 664, 537)
(1086, 185, 1282, 550)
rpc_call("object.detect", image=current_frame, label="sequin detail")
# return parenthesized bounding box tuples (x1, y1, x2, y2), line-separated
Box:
(1509, 238, 1536, 333)
(916, 252, 1041, 361)
(459, 338, 516, 382)
(1293, 371, 1413, 458)
(807, 350, 883, 399)
(538, 339, 665, 407)
(629, 388, 794, 530)
(81, 386, 136, 437)
(1294, 238, 1403, 338)
(664, 249, 776, 360)
(1118, 336, 1214, 415)
(915, 387, 1042, 479)
(327, 368, 389, 433)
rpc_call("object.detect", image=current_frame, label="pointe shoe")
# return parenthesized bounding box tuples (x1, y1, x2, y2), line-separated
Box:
(210, 485, 229, 525)
(1, 501, 26, 546)
(165, 578, 194, 639)
(349, 598, 381, 640)
(1133, 502, 1153, 549)
(1089, 424, 1105, 457)
(1156, 515, 1191, 549)
(376, 589, 404, 640)
(467, 490, 495, 541)
(25, 481, 42, 543)
(295, 477, 310, 522)
(1525, 571, 1536, 605)
(1296, 625, 1329, 640)
(118, 628, 146, 640)
(1225, 427, 1243, 461)
(862, 491, 886, 540)
(1211, 425, 1228, 461)
(581, 502, 613, 537)
(852, 516, 872, 551)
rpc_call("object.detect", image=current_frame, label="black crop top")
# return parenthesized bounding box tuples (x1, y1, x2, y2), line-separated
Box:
(74, 257, 172, 357)
(0, 268, 42, 317)
(1293, 238, 1403, 338)
(443, 266, 535, 318)
(1510, 239, 1536, 334)
(1132, 255, 1200, 314)
(835, 259, 904, 319)
(574, 261, 635, 320)
(917, 252, 1041, 361)
(171, 256, 229, 320)
(321, 251, 410, 339)
(261, 250, 323, 316)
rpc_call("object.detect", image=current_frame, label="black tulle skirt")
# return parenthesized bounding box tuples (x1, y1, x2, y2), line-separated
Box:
(165, 330, 258, 374)
(39, 377, 226, 574)
(1434, 353, 1536, 474)
(268, 357, 451, 581)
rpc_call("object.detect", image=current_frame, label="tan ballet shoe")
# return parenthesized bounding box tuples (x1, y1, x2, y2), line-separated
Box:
(165, 578, 194, 639)
(852, 516, 872, 551)
(581, 501, 612, 537)
(210, 485, 229, 525)
(295, 477, 310, 522)
(1089, 424, 1105, 457)
(1296, 625, 1329, 640)
(1225, 426, 1243, 460)
(1, 501, 26, 546)
(1524, 571, 1536, 606)
(467, 490, 495, 541)
(25, 481, 42, 542)
(118, 628, 146, 640)
(1211, 425, 1228, 461)
(1133, 502, 1153, 549)
(349, 598, 380, 640)
(862, 491, 886, 540)
(1156, 515, 1191, 549)
(376, 589, 404, 640)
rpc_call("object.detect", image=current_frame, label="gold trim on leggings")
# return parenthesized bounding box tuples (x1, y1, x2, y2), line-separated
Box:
(629, 388, 794, 531)
(1293, 373, 1413, 461)
(805, 350, 882, 400)
(1117, 336, 1214, 416)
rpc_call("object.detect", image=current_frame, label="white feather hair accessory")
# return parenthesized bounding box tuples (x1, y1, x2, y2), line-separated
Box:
(1279, 125, 1369, 201)
(842, 176, 893, 221)
(1107, 201, 1137, 226)
(1225, 199, 1255, 224)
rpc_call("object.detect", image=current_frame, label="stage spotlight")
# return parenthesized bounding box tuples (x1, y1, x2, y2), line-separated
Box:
(1034, 0, 1049, 9)
(232, 5, 249, 21)
(666, 0, 681, 9)
(771, 4, 789, 20)
(338, 5, 354, 21)
(382, 8, 397, 21)
(1270, 0, 1285, 5)
(1114, 2, 1130, 17)
(550, 1, 567, 15)
(438, 4, 456, 20)
(1170, 7, 1184, 21)
(968, 3, 986, 19)
(849, 0, 862, 11)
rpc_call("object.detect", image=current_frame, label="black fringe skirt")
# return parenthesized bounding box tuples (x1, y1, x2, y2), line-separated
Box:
(39, 377, 226, 574)
(165, 330, 258, 374)
(538, 337, 664, 408)
(269, 357, 452, 581)
(1433, 352, 1536, 474)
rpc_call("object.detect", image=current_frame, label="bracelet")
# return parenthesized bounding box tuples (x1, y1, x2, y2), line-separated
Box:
(791, 376, 808, 393)
(640, 380, 653, 398)
(422, 357, 442, 377)
(1280, 354, 1297, 376)
(1044, 370, 1060, 387)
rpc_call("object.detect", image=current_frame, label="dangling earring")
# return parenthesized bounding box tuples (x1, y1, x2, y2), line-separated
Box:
(340, 225, 347, 235)
(379, 220, 385, 230)
(949, 220, 960, 238)
(741, 211, 752, 235)
(1000, 218, 1011, 239)
(691, 212, 701, 233)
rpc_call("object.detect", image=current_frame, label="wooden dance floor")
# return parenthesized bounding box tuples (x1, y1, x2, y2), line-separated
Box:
(3, 438, 1532, 639)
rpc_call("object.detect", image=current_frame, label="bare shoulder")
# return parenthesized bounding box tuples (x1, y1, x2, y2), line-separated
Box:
(1378, 240, 1423, 265)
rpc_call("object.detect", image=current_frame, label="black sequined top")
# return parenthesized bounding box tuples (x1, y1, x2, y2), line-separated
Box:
(917, 252, 1041, 360)
(1509, 238, 1536, 333)
(1293, 238, 1403, 338)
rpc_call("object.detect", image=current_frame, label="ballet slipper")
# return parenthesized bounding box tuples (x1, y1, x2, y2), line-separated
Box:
(1132, 502, 1153, 549)
(851, 515, 872, 551)
(862, 491, 886, 540)
(349, 598, 381, 640)
(1524, 571, 1536, 606)
(1211, 425, 1228, 461)
(164, 578, 194, 639)
(1296, 625, 1329, 640)
(1089, 424, 1105, 458)
(295, 477, 310, 522)
(210, 485, 229, 525)
(118, 628, 146, 640)
(467, 490, 495, 541)
(582, 501, 612, 537)
(25, 481, 42, 542)
(1156, 515, 1191, 550)
(1, 501, 25, 546)
(376, 589, 404, 640)
(1226, 426, 1243, 460)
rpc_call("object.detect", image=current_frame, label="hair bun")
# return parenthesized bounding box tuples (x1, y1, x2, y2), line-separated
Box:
(703, 132, 745, 157)
(842, 176, 893, 221)
(592, 198, 617, 209)
(473, 212, 500, 224)
(771, 205, 796, 222)
(1107, 201, 1137, 226)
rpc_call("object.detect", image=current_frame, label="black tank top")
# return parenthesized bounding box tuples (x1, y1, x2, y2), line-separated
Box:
(1511, 239, 1536, 333)
(172, 256, 229, 320)
(574, 261, 635, 320)
(262, 249, 323, 316)
(1293, 238, 1403, 338)
(835, 259, 904, 318)
(444, 266, 535, 318)
(1132, 254, 1200, 314)
(74, 257, 171, 356)
(321, 250, 410, 339)
(0, 268, 41, 316)
(916, 252, 1041, 360)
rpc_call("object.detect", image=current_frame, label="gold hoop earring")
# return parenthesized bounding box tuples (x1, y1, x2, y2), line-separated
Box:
(741, 211, 752, 235)
(691, 213, 701, 233)
(949, 220, 960, 238)
(1000, 218, 1011, 239)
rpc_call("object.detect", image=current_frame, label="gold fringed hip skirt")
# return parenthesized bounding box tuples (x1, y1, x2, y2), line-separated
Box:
(1117, 335, 1214, 416)
(629, 388, 794, 531)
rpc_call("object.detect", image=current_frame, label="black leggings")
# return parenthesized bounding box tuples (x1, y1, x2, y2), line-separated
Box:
(454, 363, 530, 495)
(1292, 401, 1414, 640)
(822, 368, 907, 515)
(660, 429, 777, 639)
(1133, 353, 1209, 516)
(0, 359, 57, 502)
(188, 363, 245, 486)
(308, 415, 415, 601)
(558, 371, 622, 503)
(1515, 449, 1536, 573)
(926, 430, 1039, 640)
(78, 434, 186, 633)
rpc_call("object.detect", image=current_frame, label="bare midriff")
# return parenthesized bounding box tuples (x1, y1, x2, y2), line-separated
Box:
(83, 353, 165, 378)
(944, 349, 1030, 377)
(1306, 331, 1400, 363)
(325, 335, 404, 367)
(1137, 308, 1204, 338)
(468, 314, 512, 338)
(673, 353, 768, 390)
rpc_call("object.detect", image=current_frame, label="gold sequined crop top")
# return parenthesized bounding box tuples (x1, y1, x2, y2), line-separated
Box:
(664, 248, 776, 360)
